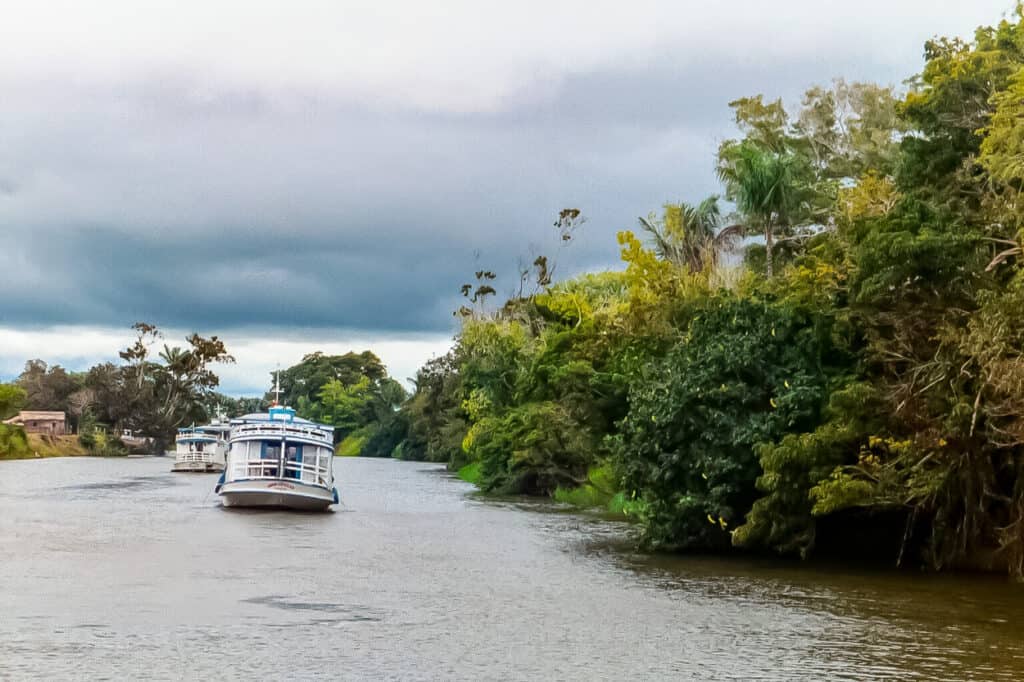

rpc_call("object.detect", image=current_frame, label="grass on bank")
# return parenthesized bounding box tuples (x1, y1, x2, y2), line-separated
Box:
(553, 464, 645, 518)
(453, 459, 644, 518)
(0, 425, 92, 460)
(335, 424, 379, 457)
(457, 461, 482, 485)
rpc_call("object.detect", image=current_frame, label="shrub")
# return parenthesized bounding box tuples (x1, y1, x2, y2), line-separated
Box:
(0, 424, 30, 459)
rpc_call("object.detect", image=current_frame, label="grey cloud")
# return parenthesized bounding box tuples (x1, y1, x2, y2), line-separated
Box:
(0, 46, 909, 335)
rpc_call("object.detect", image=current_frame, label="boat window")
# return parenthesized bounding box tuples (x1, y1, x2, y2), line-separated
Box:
(285, 445, 302, 479)
(262, 442, 281, 459)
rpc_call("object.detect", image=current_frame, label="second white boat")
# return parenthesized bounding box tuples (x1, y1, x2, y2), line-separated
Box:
(171, 419, 229, 473)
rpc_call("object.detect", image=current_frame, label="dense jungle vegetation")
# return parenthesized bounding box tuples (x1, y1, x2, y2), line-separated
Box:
(390, 9, 1024, 576)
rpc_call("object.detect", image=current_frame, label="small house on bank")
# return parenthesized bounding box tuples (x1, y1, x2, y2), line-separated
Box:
(3, 411, 66, 435)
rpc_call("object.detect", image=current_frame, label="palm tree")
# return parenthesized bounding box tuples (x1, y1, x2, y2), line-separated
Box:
(637, 195, 742, 273)
(716, 141, 801, 277)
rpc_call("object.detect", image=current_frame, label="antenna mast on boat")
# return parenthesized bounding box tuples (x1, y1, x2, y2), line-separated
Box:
(272, 365, 283, 406)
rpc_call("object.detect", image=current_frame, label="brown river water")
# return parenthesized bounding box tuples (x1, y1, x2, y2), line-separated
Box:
(1, 456, 1023, 680)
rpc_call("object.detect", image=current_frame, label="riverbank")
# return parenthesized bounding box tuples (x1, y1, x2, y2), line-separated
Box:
(0, 433, 90, 459)
(451, 461, 1024, 576)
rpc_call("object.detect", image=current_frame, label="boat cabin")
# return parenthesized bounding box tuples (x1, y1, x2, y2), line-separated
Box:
(226, 406, 334, 488)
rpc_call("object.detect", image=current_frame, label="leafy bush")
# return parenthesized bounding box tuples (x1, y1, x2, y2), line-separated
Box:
(456, 461, 482, 485)
(0, 424, 30, 459)
(615, 297, 836, 550)
(468, 401, 594, 494)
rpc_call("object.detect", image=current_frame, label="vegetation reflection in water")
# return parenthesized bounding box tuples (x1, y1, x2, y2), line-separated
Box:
(501, 494, 1024, 681)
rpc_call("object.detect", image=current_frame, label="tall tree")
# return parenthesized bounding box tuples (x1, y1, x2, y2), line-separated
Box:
(717, 142, 804, 277)
(16, 360, 81, 419)
(118, 323, 235, 450)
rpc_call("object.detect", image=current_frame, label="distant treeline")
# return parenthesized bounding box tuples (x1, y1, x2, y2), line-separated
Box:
(0, 323, 237, 455)
(385, 10, 1024, 576)
(0, 336, 409, 459)
(272, 351, 408, 456)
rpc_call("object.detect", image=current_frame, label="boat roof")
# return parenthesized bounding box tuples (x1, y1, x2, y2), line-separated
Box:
(178, 423, 231, 433)
(231, 407, 332, 431)
(233, 413, 317, 424)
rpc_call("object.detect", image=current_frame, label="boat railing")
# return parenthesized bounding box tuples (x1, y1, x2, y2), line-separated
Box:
(229, 455, 332, 487)
(177, 452, 215, 463)
(176, 431, 220, 442)
(231, 422, 332, 443)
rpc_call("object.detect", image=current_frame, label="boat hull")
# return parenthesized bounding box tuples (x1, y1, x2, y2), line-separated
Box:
(172, 461, 225, 473)
(218, 479, 337, 511)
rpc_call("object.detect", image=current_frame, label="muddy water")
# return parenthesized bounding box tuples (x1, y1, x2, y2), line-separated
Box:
(1, 456, 1022, 680)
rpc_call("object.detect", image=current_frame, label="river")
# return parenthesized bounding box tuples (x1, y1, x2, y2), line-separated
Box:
(1, 456, 1023, 680)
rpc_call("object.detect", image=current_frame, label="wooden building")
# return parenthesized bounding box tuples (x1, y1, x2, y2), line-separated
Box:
(3, 411, 67, 435)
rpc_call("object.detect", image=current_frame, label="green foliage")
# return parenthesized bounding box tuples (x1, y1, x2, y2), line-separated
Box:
(469, 401, 593, 494)
(553, 484, 607, 509)
(336, 419, 406, 458)
(277, 350, 407, 451)
(317, 377, 373, 433)
(614, 297, 837, 550)
(0, 424, 30, 459)
(391, 6, 1024, 576)
(15, 360, 84, 429)
(115, 323, 235, 451)
(361, 408, 409, 458)
(9, 325, 234, 452)
(553, 463, 621, 509)
(898, 16, 1024, 217)
(336, 424, 378, 457)
(457, 461, 482, 485)
(275, 351, 387, 407)
(394, 353, 467, 463)
(0, 384, 27, 421)
(733, 382, 881, 556)
(637, 196, 738, 273)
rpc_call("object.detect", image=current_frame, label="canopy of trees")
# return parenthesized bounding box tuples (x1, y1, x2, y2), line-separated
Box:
(3, 323, 235, 454)
(1, 337, 407, 458)
(391, 8, 1024, 576)
(274, 352, 408, 456)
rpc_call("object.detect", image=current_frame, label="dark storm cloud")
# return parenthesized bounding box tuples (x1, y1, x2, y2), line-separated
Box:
(2, 223, 467, 331)
(0, 49, 903, 333)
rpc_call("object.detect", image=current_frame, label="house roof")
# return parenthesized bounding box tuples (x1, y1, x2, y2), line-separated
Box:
(4, 411, 66, 423)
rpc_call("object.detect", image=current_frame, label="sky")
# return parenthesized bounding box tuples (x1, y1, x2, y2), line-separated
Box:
(0, 0, 1016, 395)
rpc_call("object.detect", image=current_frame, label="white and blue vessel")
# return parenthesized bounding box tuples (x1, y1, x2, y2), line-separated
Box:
(171, 419, 230, 473)
(215, 379, 338, 510)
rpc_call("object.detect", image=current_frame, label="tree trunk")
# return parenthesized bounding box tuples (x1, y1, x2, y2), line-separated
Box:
(765, 224, 774, 278)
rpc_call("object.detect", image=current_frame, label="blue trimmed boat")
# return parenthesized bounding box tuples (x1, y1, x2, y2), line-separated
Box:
(215, 403, 338, 511)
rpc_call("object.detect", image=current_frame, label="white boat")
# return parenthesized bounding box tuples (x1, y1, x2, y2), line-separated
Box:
(215, 398, 338, 510)
(171, 419, 230, 473)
